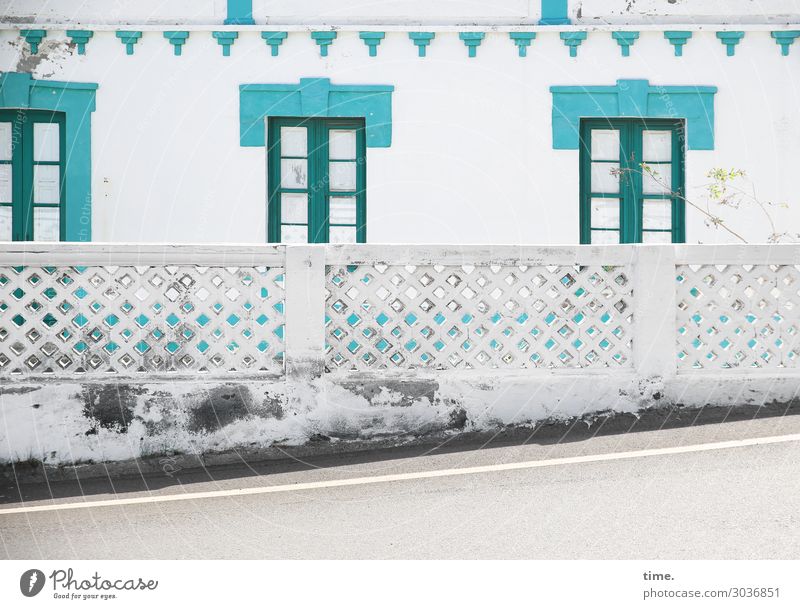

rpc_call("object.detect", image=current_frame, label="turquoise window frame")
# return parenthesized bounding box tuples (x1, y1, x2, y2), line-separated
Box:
(267, 117, 367, 244)
(0, 109, 66, 241)
(579, 118, 686, 244)
(540, 0, 570, 25)
(225, 0, 254, 25)
(239, 78, 393, 149)
(550, 79, 717, 151)
(0, 72, 98, 241)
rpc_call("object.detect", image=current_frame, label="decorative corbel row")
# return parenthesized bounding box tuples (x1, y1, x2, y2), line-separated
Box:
(21, 29, 47, 54)
(612, 32, 639, 57)
(560, 32, 587, 57)
(66, 30, 93, 54)
(311, 32, 337, 56)
(13, 29, 800, 59)
(212, 31, 238, 56)
(359, 32, 385, 57)
(509, 32, 536, 57)
(664, 31, 692, 56)
(261, 32, 287, 56)
(164, 31, 190, 56)
(771, 31, 800, 56)
(408, 32, 435, 57)
(115, 31, 142, 55)
(716, 31, 744, 56)
(459, 33, 485, 58)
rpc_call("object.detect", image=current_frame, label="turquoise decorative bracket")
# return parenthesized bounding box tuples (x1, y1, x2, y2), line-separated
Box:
(771, 31, 800, 56)
(240, 77, 394, 148)
(164, 31, 190, 56)
(225, 0, 254, 25)
(116, 31, 142, 55)
(311, 32, 337, 56)
(560, 31, 587, 57)
(213, 31, 238, 56)
(509, 32, 536, 57)
(540, 0, 570, 25)
(21, 29, 46, 54)
(550, 78, 717, 150)
(612, 31, 639, 57)
(0, 72, 98, 241)
(459, 32, 485, 58)
(359, 32, 385, 57)
(716, 31, 744, 56)
(66, 30, 93, 55)
(408, 32, 435, 57)
(261, 31, 287, 56)
(664, 31, 692, 56)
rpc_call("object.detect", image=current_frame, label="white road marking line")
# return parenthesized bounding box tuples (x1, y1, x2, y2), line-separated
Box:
(2, 432, 799, 516)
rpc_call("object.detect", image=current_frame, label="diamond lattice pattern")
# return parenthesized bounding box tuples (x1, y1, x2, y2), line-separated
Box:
(0, 265, 285, 374)
(325, 263, 633, 370)
(677, 264, 800, 369)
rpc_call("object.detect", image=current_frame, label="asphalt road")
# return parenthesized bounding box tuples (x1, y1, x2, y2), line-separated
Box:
(1, 411, 799, 559)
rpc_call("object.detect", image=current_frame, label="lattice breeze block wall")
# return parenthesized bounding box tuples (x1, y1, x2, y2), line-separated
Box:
(676, 264, 800, 369)
(325, 263, 634, 370)
(0, 265, 285, 375)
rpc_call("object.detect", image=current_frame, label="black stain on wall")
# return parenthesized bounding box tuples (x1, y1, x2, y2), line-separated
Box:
(448, 407, 468, 430)
(82, 385, 142, 432)
(188, 385, 255, 433)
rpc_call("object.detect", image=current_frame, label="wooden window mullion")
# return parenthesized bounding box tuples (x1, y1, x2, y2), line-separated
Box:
(356, 125, 367, 243)
(314, 120, 328, 244)
(21, 112, 34, 241)
(672, 127, 686, 243)
(630, 121, 645, 244)
(3, 110, 25, 241)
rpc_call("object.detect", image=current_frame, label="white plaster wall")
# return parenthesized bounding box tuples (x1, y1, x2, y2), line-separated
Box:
(0, 0, 222, 25)
(254, 0, 537, 24)
(0, 0, 537, 26)
(5, 1, 798, 25)
(0, 27, 798, 244)
(575, 0, 800, 24)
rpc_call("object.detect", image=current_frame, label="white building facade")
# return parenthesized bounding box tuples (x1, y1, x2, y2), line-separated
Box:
(0, 0, 799, 245)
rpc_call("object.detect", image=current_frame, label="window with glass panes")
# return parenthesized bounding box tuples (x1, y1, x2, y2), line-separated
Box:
(267, 117, 366, 244)
(0, 110, 65, 242)
(579, 118, 685, 244)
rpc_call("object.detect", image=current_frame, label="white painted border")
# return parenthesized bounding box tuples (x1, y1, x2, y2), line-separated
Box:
(675, 244, 800, 265)
(0, 242, 285, 266)
(323, 243, 638, 265)
(1, 24, 798, 33)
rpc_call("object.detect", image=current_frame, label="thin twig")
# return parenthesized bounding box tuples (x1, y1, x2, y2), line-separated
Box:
(614, 164, 749, 243)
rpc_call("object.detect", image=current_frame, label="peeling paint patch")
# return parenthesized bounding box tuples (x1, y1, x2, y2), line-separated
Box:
(337, 378, 439, 409)
(13, 38, 75, 78)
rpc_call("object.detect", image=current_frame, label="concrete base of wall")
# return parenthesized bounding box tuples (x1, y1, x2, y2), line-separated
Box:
(3, 371, 799, 474)
(4, 398, 799, 484)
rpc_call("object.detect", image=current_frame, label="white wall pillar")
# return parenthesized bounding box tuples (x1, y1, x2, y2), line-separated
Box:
(284, 245, 326, 379)
(632, 245, 678, 381)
